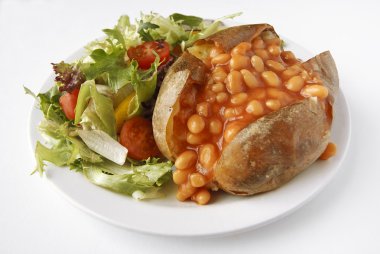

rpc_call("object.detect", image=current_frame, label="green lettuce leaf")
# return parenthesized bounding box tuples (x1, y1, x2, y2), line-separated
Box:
(84, 12, 238, 57)
(34, 141, 72, 175)
(138, 12, 241, 48)
(126, 56, 159, 117)
(82, 45, 131, 91)
(184, 12, 242, 47)
(39, 120, 103, 163)
(74, 80, 116, 139)
(69, 158, 84, 172)
(137, 21, 160, 42)
(82, 159, 173, 199)
(26, 85, 67, 124)
(85, 15, 141, 55)
(38, 87, 63, 123)
(23, 86, 37, 99)
(169, 13, 203, 27)
(102, 29, 126, 50)
(139, 13, 188, 45)
(82, 38, 158, 93)
(33, 120, 102, 175)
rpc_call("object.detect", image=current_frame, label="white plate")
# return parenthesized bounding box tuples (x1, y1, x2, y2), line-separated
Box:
(28, 34, 351, 237)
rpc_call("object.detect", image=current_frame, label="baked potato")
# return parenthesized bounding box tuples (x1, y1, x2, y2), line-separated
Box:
(152, 24, 339, 204)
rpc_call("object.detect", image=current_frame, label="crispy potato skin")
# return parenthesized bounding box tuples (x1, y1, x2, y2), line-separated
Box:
(214, 97, 331, 195)
(152, 52, 206, 160)
(215, 51, 339, 195)
(152, 24, 339, 196)
(305, 51, 339, 105)
(204, 24, 275, 52)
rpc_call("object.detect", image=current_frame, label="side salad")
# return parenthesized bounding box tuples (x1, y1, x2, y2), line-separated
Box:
(26, 12, 240, 199)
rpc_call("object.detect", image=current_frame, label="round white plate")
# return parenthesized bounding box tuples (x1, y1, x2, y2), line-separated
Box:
(28, 34, 351, 237)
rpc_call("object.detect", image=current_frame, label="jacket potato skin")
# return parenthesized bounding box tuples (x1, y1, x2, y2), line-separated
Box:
(152, 24, 339, 196)
(152, 52, 206, 161)
(305, 51, 339, 106)
(214, 97, 331, 195)
(203, 24, 275, 52)
(215, 51, 339, 195)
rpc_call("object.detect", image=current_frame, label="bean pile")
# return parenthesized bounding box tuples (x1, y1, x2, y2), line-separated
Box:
(172, 31, 328, 205)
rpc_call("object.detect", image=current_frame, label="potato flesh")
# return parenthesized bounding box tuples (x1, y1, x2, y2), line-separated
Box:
(172, 33, 330, 204)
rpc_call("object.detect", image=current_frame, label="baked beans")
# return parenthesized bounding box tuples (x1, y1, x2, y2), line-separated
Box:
(301, 85, 329, 99)
(173, 168, 192, 184)
(253, 37, 265, 49)
(172, 31, 332, 205)
(254, 49, 270, 60)
(251, 55, 265, 72)
(216, 92, 229, 103)
(186, 132, 205, 145)
(196, 102, 210, 117)
(177, 181, 197, 201)
(211, 53, 231, 65)
(246, 100, 264, 116)
(226, 71, 245, 94)
(231, 42, 252, 55)
(211, 83, 225, 93)
(192, 189, 211, 205)
(230, 55, 251, 70)
(266, 60, 285, 72)
(268, 44, 281, 56)
(265, 99, 282, 111)
(285, 75, 305, 92)
(241, 69, 259, 88)
(212, 68, 227, 82)
(281, 68, 300, 80)
(199, 144, 219, 170)
(190, 172, 207, 187)
(261, 71, 281, 87)
(231, 93, 248, 105)
(319, 142, 337, 160)
(281, 51, 296, 64)
(209, 119, 223, 134)
(224, 122, 244, 143)
(224, 106, 244, 119)
(187, 114, 206, 134)
(175, 150, 197, 170)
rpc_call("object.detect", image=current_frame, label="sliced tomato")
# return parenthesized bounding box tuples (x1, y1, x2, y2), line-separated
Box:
(59, 88, 79, 120)
(127, 41, 170, 69)
(119, 116, 161, 160)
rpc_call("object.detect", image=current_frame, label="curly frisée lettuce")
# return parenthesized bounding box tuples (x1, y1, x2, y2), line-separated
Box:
(25, 85, 67, 123)
(32, 118, 172, 200)
(85, 12, 241, 60)
(26, 11, 241, 200)
(33, 120, 102, 175)
(82, 45, 131, 91)
(83, 158, 172, 199)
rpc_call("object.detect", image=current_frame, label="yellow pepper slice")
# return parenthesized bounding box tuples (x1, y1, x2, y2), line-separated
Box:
(115, 91, 136, 133)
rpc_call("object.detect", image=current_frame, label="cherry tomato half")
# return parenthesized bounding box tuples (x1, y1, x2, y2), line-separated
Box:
(59, 88, 79, 120)
(127, 41, 170, 69)
(119, 116, 161, 160)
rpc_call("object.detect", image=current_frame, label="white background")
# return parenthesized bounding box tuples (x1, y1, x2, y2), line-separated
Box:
(1, 0, 380, 253)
